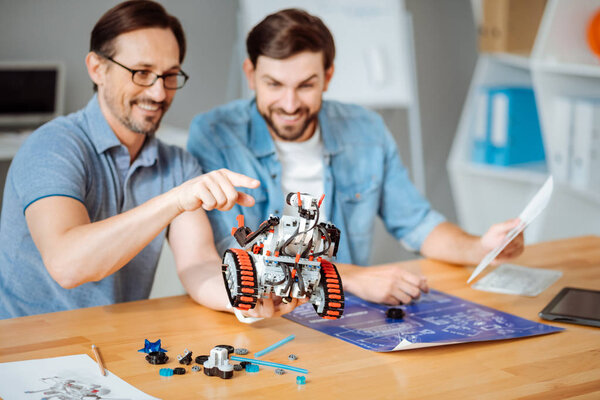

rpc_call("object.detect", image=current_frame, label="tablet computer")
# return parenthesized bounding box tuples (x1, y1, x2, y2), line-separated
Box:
(539, 287, 600, 328)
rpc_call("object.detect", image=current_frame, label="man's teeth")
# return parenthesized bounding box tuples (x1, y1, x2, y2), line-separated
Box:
(280, 114, 300, 121)
(137, 103, 159, 111)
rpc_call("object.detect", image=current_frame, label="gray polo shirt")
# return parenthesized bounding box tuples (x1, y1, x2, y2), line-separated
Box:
(0, 95, 202, 319)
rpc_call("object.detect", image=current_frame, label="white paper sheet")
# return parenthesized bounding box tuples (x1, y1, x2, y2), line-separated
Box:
(467, 176, 554, 284)
(472, 263, 563, 296)
(0, 354, 158, 400)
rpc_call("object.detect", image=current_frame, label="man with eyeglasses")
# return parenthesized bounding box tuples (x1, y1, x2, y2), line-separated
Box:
(0, 1, 300, 320)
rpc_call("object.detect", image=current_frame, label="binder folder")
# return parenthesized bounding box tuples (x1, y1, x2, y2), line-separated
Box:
(547, 96, 574, 183)
(571, 99, 600, 192)
(471, 86, 545, 166)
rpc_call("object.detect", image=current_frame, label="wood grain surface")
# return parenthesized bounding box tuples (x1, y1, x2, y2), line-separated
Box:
(1, 236, 599, 399)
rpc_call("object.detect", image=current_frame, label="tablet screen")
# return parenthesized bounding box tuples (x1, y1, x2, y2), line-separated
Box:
(549, 289, 600, 319)
(540, 288, 600, 327)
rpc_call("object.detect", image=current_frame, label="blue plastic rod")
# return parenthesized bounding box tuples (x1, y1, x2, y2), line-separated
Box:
(230, 356, 308, 374)
(254, 334, 295, 357)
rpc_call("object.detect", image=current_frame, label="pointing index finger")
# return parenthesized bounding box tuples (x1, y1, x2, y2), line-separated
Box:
(220, 169, 260, 189)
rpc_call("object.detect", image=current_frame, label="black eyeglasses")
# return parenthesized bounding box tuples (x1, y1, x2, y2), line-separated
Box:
(98, 53, 189, 90)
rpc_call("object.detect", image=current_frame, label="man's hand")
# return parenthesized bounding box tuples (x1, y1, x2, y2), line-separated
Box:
(339, 263, 429, 305)
(175, 168, 260, 212)
(481, 218, 525, 265)
(241, 293, 309, 319)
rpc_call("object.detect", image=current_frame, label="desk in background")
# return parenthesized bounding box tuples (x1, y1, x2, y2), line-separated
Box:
(1, 236, 599, 399)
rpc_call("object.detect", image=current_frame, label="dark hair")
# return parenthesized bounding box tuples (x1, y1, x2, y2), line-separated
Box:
(90, 0, 186, 89)
(246, 8, 335, 70)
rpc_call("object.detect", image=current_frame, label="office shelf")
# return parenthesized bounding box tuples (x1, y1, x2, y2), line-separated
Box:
(448, 0, 600, 243)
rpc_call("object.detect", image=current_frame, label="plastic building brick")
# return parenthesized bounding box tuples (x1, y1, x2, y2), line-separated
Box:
(288, 354, 298, 361)
(145, 351, 168, 365)
(233, 363, 243, 371)
(275, 368, 286, 375)
(173, 367, 186, 375)
(223, 192, 345, 319)
(138, 338, 167, 353)
(177, 348, 193, 365)
(245, 363, 260, 373)
(159, 368, 173, 377)
(386, 308, 405, 319)
(191, 365, 201, 372)
(203, 347, 234, 379)
(296, 376, 306, 385)
(230, 356, 308, 374)
(234, 347, 249, 355)
(255, 334, 295, 357)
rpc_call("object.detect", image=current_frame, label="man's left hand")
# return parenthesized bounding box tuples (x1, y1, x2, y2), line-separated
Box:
(480, 218, 525, 265)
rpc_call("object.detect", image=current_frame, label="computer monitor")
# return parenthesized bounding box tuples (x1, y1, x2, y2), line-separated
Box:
(0, 61, 65, 129)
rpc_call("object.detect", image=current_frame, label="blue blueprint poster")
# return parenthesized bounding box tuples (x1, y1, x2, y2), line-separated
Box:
(283, 289, 563, 352)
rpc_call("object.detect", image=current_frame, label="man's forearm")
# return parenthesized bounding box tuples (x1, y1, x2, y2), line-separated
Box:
(29, 189, 183, 288)
(177, 260, 231, 311)
(419, 222, 486, 266)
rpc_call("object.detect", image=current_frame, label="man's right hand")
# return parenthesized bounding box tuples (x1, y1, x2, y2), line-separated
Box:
(240, 293, 309, 319)
(174, 168, 260, 213)
(338, 263, 429, 305)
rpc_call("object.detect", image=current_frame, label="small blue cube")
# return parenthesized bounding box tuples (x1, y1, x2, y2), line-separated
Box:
(296, 376, 306, 385)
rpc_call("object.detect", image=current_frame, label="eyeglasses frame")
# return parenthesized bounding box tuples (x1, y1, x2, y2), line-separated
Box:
(96, 53, 189, 90)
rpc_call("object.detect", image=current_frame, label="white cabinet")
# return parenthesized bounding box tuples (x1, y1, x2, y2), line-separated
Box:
(448, 0, 600, 243)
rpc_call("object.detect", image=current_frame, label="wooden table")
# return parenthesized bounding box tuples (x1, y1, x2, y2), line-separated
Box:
(1, 236, 599, 399)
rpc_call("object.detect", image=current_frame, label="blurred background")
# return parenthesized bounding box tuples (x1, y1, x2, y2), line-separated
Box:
(1, 0, 598, 297)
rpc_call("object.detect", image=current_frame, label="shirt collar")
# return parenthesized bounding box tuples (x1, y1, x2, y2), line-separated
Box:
(249, 99, 342, 158)
(84, 94, 121, 154)
(84, 94, 158, 167)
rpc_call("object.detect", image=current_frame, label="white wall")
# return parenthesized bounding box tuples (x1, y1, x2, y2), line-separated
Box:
(0, 0, 477, 297)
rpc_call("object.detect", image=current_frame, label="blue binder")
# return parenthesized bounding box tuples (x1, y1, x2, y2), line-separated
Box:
(471, 86, 546, 166)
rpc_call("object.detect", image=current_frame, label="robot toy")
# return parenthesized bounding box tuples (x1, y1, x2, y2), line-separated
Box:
(222, 192, 345, 319)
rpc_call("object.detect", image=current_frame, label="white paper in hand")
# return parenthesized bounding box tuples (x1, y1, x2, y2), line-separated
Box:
(467, 176, 554, 284)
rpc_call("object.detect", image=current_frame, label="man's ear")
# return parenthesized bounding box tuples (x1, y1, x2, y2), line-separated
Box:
(85, 52, 105, 88)
(323, 63, 335, 92)
(242, 58, 256, 91)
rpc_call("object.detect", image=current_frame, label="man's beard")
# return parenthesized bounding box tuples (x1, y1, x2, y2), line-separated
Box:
(119, 99, 167, 137)
(261, 106, 319, 142)
(103, 89, 167, 137)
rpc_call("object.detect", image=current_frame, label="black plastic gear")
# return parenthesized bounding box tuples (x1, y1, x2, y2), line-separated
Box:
(195, 355, 209, 364)
(145, 351, 168, 365)
(215, 344, 234, 354)
(173, 367, 186, 375)
(386, 307, 405, 319)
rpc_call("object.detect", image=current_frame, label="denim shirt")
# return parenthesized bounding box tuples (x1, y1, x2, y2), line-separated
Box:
(188, 99, 445, 266)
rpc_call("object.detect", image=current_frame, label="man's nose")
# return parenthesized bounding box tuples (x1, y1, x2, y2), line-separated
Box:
(144, 77, 167, 102)
(280, 88, 300, 113)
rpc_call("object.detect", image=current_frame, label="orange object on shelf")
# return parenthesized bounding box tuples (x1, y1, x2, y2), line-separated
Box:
(587, 9, 600, 58)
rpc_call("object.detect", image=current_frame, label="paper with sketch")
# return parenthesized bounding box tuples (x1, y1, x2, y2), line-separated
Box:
(283, 290, 563, 352)
(0, 354, 158, 400)
(467, 176, 554, 284)
(473, 263, 563, 296)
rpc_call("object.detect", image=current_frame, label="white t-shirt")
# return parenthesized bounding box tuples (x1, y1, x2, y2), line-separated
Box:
(274, 126, 327, 222)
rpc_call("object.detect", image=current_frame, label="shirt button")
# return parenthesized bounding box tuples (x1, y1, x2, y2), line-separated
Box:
(274, 210, 280, 214)
(271, 174, 277, 179)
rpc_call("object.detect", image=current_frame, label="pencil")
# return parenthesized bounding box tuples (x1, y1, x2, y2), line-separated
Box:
(91, 344, 106, 376)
